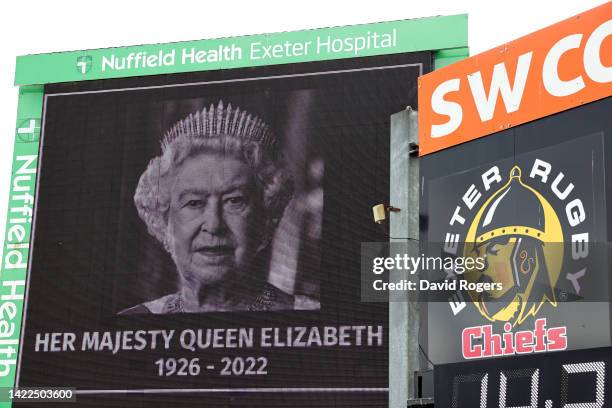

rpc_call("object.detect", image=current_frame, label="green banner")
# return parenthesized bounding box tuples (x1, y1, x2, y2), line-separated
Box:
(0, 86, 42, 407)
(15, 14, 467, 85)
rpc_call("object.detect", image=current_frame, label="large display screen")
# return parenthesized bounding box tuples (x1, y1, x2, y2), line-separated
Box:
(15, 52, 431, 406)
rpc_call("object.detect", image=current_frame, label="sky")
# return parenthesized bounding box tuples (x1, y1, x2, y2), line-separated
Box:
(0, 0, 608, 256)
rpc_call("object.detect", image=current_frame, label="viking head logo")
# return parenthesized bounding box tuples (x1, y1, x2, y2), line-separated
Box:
(463, 166, 564, 326)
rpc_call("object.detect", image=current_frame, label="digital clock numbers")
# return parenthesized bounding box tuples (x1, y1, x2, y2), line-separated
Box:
(435, 346, 610, 407)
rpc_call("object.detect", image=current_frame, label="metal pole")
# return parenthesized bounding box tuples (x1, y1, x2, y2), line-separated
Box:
(389, 107, 420, 407)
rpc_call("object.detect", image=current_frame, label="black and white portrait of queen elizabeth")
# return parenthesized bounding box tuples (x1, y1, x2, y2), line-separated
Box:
(119, 101, 311, 314)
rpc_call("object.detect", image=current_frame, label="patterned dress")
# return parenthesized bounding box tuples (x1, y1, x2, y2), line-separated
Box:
(118, 283, 295, 314)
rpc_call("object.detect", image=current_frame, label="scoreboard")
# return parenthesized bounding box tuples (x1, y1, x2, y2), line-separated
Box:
(436, 346, 611, 408)
(417, 3, 612, 406)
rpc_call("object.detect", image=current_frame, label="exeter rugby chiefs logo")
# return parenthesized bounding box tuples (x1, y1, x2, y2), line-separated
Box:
(463, 164, 563, 326)
(444, 159, 590, 327)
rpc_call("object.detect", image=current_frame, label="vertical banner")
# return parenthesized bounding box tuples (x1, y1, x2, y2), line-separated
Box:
(0, 85, 43, 405)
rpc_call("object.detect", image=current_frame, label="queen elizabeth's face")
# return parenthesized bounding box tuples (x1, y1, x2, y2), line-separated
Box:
(166, 152, 262, 286)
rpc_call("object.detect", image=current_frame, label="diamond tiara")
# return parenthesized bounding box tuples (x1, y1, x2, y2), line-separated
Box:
(161, 100, 275, 152)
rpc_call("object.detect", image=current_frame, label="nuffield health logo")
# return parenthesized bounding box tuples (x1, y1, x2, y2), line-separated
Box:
(76, 56, 92, 74)
(16, 119, 40, 143)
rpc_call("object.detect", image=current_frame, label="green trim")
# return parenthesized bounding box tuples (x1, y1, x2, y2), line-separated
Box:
(15, 14, 467, 85)
(0, 85, 43, 405)
(434, 47, 470, 69)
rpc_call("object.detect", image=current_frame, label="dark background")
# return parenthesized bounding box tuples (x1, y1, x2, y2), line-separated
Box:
(420, 98, 612, 365)
(435, 345, 612, 407)
(16, 52, 431, 407)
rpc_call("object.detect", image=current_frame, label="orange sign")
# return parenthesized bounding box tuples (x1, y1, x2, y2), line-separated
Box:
(418, 2, 612, 156)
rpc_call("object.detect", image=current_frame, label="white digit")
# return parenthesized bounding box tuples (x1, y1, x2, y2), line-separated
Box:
(232, 357, 245, 375)
(155, 358, 164, 376)
(189, 358, 201, 376)
(562, 361, 605, 408)
(165, 358, 177, 376)
(220, 357, 231, 375)
(481, 373, 489, 408)
(256, 357, 268, 375)
(452, 372, 488, 408)
(499, 368, 539, 408)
